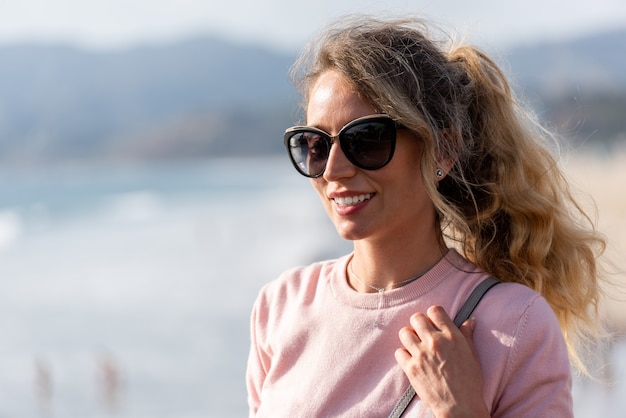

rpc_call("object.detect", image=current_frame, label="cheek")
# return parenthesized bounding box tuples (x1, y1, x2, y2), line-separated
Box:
(310, 178, 324, 196)
(387, 146, 431, 205)
(398, 138, 427, 188)
(310, 179, 330, 208)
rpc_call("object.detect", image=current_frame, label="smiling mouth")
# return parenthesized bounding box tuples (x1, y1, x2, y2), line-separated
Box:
(332, 193, 373, 207)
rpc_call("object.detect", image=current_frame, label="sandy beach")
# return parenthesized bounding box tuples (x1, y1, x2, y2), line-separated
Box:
(562, 151, 626, 333)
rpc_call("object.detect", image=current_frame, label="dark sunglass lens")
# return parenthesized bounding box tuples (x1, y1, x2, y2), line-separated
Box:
(287, 132, 330, 177)
(342, 121, 394, 169)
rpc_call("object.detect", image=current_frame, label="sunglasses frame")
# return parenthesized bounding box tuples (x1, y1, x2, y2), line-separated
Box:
(283, 114, 397, 178)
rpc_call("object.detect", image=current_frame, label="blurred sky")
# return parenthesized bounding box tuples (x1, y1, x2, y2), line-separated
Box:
(1, 0, 625, 52)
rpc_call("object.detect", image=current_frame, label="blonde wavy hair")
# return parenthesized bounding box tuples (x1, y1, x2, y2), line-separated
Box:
(291, 16, 607, 374)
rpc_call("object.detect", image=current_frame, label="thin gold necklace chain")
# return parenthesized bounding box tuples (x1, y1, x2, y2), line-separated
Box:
(348, 260, 428, 293)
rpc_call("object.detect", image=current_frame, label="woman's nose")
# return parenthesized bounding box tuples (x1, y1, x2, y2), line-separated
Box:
(323, 141, 356, 181)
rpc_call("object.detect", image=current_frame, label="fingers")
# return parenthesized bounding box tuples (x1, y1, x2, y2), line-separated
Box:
(404, 306, 454, 340)
(394, 346, 411, 365)
(423, 305, 455, 332)
(397, 307, 451, 359)
(459, 317, 476, 338)
(398, 325, 420, 354)
(459, 317, 479, 357)
(399, 306, 472, 355)
(399, 306, 477, 352)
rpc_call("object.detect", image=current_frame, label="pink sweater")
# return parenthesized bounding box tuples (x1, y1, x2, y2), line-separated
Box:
(247, 250, 573, 417)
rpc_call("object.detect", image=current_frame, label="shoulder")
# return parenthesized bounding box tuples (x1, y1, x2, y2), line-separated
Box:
(255, 256, 348, 307)
(443, 252, 558, 329)
(482, 281, 556, 326)
(249, 256, 349, 341)
(474, 280, 560, 344)
(467, 277, 566, 364)
(472, 281, 572, 414)
(474, 280, 568, 375)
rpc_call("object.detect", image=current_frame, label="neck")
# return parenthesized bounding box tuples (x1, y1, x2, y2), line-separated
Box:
(349, 260, 426, 293)
(348, 230, 446, 293)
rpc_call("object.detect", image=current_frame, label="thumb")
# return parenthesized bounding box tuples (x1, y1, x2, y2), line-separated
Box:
(459, 317, 478, 351)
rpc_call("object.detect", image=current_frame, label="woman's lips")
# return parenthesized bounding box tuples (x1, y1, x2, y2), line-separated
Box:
(330, 193, 374, 215)
(332, 193, 373, 207)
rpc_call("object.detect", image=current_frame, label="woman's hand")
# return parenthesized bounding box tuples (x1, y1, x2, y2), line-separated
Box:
(395, 305, 490, 418)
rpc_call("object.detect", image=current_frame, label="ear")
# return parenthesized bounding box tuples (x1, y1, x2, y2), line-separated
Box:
(435, 130, 457, 181)
(435, 158, 455, 181)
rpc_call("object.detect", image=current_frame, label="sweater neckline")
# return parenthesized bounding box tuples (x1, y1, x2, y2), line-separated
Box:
(329, 249, 467, 309)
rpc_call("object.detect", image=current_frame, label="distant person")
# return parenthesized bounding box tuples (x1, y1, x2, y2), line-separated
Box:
(96, 351, 122, 413)
(35, 357, 53, 416)
(247, 16, 607, 417)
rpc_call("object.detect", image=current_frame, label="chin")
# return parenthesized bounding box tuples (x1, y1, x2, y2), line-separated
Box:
(334, 224, 370, 242)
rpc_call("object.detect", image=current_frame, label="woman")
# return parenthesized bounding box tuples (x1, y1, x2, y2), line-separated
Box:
(247, 16, 606, 417)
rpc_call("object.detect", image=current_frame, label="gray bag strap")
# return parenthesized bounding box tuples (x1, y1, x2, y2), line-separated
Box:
(387, 277, 499, 418)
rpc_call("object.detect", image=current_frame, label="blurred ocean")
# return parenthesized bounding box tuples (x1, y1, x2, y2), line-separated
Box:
(0, 157, 623, 417)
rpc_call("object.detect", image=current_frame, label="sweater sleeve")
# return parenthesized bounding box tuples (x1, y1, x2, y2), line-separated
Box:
(246, 292, 268, 417)
(491, 293, 573, 417)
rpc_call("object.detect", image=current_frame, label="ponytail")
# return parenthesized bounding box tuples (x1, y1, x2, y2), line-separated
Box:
(439, 45, 607, 374)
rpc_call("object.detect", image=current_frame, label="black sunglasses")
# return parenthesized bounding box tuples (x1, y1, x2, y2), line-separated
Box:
(283, 114, 397, 178)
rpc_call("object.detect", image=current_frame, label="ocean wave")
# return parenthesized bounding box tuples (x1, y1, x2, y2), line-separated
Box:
(0, 209, 22, 251)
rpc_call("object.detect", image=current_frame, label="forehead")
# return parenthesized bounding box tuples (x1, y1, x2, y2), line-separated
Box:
(306, 70, 377, 132)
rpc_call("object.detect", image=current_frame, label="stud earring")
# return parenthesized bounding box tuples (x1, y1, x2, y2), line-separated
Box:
(435, 168, 444, 178)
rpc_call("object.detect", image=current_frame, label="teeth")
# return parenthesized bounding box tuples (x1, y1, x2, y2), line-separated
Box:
(333, 193, 372, 207)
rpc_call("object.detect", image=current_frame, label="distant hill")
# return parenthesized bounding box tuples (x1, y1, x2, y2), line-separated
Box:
(0, 29, 625, 166)
(502, 29, 626, 148)
(0, 37, 298, 164)
(504, 29, 626, 95)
